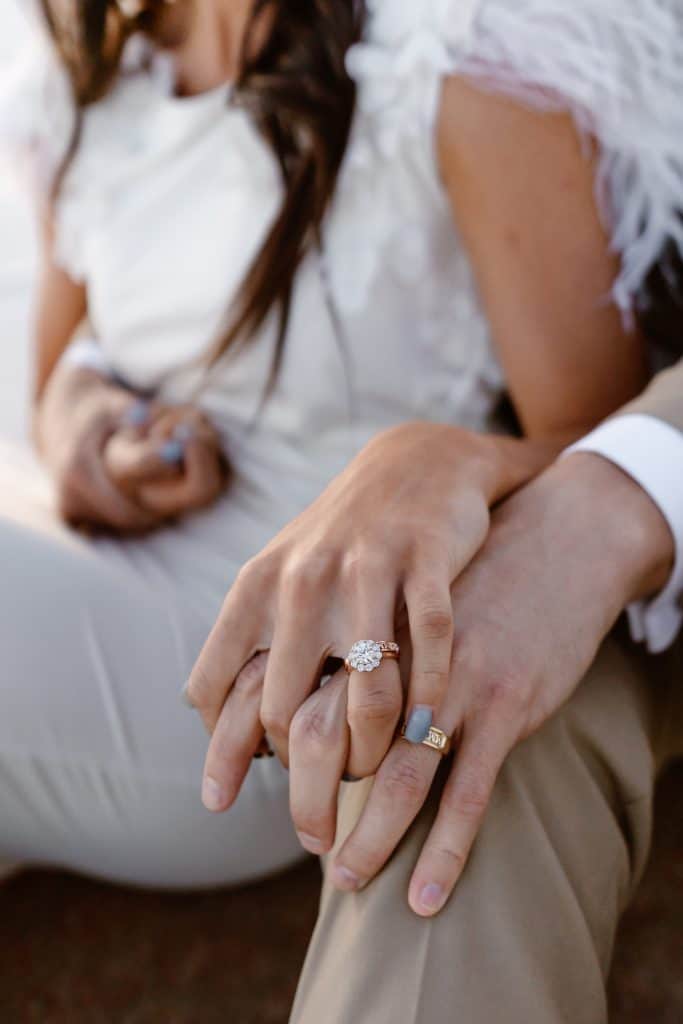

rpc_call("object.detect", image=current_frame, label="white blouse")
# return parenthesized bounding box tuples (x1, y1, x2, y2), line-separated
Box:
(1, 0, 682, 614)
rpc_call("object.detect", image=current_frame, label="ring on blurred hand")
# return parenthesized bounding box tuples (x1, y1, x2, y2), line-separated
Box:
(344, 640, 400, 674)
(400, 722, 452, 756)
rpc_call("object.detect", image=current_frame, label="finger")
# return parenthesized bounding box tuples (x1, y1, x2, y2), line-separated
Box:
(201, 652, 268, 813)
(104, 433, 185, 490)
(186, 558, 274, 734)
(138, 438, 224, 515)
(120, 398, 154, 434)
(77, 453, 158, 532)
(260, 581, 335, 768)
(407, 715, 512, 916)
(289, 670, 349, 854)
(345, 582, 403, 779)
(329, 736, 443, 892)
(147, 406, 221, 448)
(400, 572, 454, 749)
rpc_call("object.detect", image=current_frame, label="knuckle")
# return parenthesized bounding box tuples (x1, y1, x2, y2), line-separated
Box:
(417, 607, 453, 643)
(457, 786, 490, 821)
(236, 554, 278, 592)
(444, 778, 491, 823)
(381, 752, 426, 803)
(480, 671, 531, 716)
(290, 807, 329, 837)
(339, 547, 388, 588)
(451, 637, 530, 715)
(260, 706, 291, 741)
(290, 702, 335, 753)
(232, 654, 267, 699)
(341, 838, 381, 875)
(347, 686, 400, 726)
(280, 561, 321, 599)
(430, 843, 467, 872)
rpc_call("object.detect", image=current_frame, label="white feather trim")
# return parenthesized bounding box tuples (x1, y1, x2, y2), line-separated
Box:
(346, 0, 683, 315)
(460, 0, 683, 312)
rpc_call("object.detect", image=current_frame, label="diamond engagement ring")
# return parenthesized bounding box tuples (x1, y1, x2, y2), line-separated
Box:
(344, 640, 400, 674)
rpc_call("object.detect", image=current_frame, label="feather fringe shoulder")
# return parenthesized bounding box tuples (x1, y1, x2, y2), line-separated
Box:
(346, 0, 683, 315)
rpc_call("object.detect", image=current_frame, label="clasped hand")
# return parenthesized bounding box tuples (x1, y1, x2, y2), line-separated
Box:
(187, 422, 575, 915)
(38, 365, 227, 533)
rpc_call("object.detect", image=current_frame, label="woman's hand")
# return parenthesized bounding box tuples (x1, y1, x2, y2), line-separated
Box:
(286, 453, 674, 908)
(187, 422, 560, 813)
(104, 402, 228, 520)
(36, 361, 227, 533)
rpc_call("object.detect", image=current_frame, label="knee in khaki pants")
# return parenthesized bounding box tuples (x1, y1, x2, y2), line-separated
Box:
(292, 631, 678, 1024)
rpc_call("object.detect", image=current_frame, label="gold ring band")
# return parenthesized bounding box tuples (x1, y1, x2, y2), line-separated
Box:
(400, 722, 453, 756)
(344, 640, 400, 674)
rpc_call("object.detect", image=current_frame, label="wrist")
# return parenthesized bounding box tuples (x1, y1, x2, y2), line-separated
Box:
(474, 434, 565, 505)
(35, 364, 135, 461)
(550, 452, 675, 604)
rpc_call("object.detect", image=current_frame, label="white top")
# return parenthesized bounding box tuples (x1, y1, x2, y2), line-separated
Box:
(1, 0, 683, 626)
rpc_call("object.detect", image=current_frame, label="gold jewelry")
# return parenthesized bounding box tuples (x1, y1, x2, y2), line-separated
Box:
(400, 722, 452, 756)
(344, 640, 400, 674)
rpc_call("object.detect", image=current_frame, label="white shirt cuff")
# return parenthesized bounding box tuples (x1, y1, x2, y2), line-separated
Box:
(60, 337, 114, 378)
(566, 414, 683, 654)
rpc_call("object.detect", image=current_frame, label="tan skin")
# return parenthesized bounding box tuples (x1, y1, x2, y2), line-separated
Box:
(185, 7, 651, 917)
(37, 3, 655, 913)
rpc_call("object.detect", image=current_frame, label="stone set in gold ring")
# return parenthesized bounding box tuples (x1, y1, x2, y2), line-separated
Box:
(344, 640, 453, 758)
(344, 640, 400, 674)
(400, 722, 452, 756)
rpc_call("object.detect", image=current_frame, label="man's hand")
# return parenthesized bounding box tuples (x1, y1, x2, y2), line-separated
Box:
(290, 453, 673, 913)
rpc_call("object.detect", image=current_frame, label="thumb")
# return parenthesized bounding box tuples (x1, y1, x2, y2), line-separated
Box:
(104, 432, 185, 491)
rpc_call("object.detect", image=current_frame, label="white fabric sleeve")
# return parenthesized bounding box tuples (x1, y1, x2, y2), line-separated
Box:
(60, 338, 115, 380)
(567, 414, 683, 653)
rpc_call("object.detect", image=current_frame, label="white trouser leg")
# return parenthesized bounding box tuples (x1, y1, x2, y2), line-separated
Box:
(0, 444, 303, 888)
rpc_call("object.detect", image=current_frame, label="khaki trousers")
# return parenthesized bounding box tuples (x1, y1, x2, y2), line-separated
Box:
(291, 626, 683, 1024)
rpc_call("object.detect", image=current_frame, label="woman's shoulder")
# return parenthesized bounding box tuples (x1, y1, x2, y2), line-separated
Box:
(0, 28, 173, 188)
(346, 0, 683, 313)
(0, 32, 75, 191)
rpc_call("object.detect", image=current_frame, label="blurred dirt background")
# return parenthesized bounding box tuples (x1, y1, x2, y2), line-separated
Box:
(0, 762, 680, 1024)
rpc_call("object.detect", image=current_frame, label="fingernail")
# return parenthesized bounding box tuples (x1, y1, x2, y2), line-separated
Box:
(173, 423, 195, 443)
(331, 865, 361, 891)
(123, 400, 150, 428)
(404, 706, 433, 744)
(297, 832, 326, 854)
(418, 883, 445, 914)
(202, 776, 226, 812)
(341, 772, 362, 783)
(159, 439, 185, 465)
(179, 684, 194, 709)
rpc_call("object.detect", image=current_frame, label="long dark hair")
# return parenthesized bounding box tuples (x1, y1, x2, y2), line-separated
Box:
(638, 230, 683, 358)
(41, 0, 364, 385)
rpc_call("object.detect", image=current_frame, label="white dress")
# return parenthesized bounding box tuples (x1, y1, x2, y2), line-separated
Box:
(0, 0, 681, 887)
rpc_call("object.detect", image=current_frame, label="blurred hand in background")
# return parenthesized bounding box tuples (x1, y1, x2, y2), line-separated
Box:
(35, 360, 228, 534)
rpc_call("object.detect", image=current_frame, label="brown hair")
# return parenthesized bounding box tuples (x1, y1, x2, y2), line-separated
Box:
(41, 0, 364, 386)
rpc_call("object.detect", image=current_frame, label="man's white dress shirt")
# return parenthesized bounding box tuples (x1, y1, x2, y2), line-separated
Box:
(571, 414, 683, 653)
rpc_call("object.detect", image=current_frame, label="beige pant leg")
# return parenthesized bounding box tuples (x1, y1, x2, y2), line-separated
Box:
(292, 630, 679, 1024)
